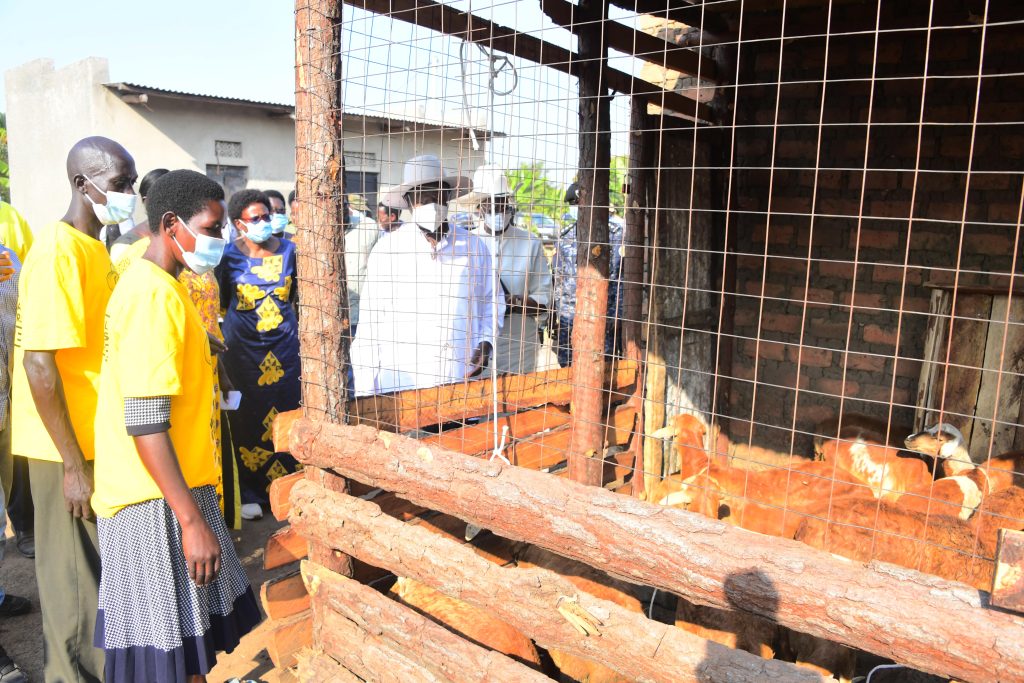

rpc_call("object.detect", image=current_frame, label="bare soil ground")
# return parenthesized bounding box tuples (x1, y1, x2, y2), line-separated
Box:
(1, 513, 291, 683)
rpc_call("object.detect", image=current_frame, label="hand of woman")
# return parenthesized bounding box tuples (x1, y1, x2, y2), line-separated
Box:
(181, 519, 222, 587)
(207, 333, 228, 355)
(0, 252, 15, 283)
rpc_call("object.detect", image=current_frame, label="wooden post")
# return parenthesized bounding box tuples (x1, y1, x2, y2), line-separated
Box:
(625, 97, 649, 498)
(293, 487, 824, 683)
(295, 0, 350, 421)
(568, 0, 612, 486)
(287, 420, 1024, 682)
(294, 0, 353, 579)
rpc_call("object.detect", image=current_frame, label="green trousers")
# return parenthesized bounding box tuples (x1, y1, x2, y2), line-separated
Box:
(29, 458, 104, 683)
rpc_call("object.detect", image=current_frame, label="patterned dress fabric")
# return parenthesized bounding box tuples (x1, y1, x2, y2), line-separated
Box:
(218, 239, 301, 506)
(551, 217, 625, 367)
(95, 485, 261, 682)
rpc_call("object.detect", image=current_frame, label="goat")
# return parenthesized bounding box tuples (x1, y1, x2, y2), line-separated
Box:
(793, 498, 994, 591)
(817, 437, 932, 501)
(906, 423, 1024, 491)
(812, 412, 911, 458)
(388, 577, 543, 669)
(971, 486, 1024, 559)
(649, 413, 720, 481)
(516, 545, 642, 683)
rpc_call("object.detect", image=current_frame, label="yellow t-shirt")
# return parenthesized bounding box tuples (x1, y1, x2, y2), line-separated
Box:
(92, 258, 218, 517)
(0, 202, 35, 263)
(11, 222, 115, 462)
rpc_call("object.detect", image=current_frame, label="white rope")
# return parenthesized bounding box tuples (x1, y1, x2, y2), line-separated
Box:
(647, 588, 658, 619)
(865, 663, 905, 683)
(490, 424, 511, 465)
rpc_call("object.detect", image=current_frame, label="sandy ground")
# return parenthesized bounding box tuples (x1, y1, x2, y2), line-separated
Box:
(0, 513, 290, 683)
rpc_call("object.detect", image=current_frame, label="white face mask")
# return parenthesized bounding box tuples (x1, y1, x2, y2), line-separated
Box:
(482, 212, 510, 233)
(411, 203, 447, 234)
(173, 216, 227, 276)
(84, 175, 137, 225)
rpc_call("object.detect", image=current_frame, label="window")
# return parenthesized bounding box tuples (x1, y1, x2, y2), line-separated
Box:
(215, 140, 243, 159)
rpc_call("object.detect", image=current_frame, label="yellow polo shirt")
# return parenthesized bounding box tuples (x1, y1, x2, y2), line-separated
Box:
(11, 222, 115, 461)
(92, 258, 218, 518)
(0, 202, 35, 263)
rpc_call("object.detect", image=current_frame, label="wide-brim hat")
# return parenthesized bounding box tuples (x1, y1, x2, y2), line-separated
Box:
(380, 154, 471, 209)
(346, 193, 370, 213)
(456, 164, 513, 205)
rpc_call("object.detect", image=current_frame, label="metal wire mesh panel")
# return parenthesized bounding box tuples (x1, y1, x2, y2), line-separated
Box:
(294, 0, 1024, 612)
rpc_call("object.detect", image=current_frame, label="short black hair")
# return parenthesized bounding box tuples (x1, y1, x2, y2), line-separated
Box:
(139, 168, 170, 201)
(264, 189, 286, 205)
(288, 189, 296, 204)
(145, 170, 225, 234)
(378, 203, 401, 221)
(228, 189, 271, 222)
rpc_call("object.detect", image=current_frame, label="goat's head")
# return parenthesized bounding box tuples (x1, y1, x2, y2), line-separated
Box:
(905, 423, 967, 460)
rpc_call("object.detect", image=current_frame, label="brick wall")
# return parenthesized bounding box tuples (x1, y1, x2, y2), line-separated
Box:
(717, 1, 1024, 452)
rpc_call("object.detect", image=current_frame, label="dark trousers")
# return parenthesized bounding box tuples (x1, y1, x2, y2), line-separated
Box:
(0, 427, 32, 534)
(29, 458, 104, 683)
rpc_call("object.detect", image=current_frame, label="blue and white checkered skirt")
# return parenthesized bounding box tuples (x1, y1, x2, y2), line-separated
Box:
(95, 485, 262, 683)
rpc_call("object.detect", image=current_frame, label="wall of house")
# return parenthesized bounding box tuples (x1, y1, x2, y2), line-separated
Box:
(714, 2, 1024, 453)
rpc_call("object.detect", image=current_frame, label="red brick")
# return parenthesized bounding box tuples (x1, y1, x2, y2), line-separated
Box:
(734, 308, 759, 327)
(846, 353, 887, 373)
(872, 265, 924, 285)
(971, 233, 1015, 255)
(733, 361, 756, 382)
(818, 260, 855, 279)
(863, 324, 898, 346)
(971, 173, 1013, 191)
(788, 345, 834, 368)
(819, 197, 860, 217)
(816, 170, 844, 190)
(807, 319, 852, 341)
(769, 257, 811, 276)
(869, 200, 912, 218)
(777, 139, 817, 159)
(864, 171, 901, 190)
(923, 202, 968, 222)
(860, 383, 900, 402)
(894, 358, 922, 379)
(900, 297, 931, 313)
(801, 288, 835, 304)
(741, 338, 786, 362)
(814, 377, 860, 398)
(797, 404, 836, 428)
(841, 291, 889, 310)
(856, 229, 902, 250)
(760, 363, 810, 389)
(763, 312, 802, 335)
(989, 203, 1021, 223)
(743, 281, 785, 297)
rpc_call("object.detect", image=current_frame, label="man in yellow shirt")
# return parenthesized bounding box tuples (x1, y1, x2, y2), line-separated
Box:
(10, 136, 136, 683)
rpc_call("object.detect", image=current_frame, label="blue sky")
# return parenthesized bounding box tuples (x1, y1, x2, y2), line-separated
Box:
(1, 0, 638, 183)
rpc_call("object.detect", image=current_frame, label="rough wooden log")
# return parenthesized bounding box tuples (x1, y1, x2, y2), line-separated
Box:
(419, 404, 570, 455)
(295, 0, 349, 422)
(266, 609, 313, 669)
(296, 650, 364, 683)
(568, 0, 613, 487)
(306, 467, 353, 577)
(288, 420, 1024, 682)
(269, 470, 306, 521)
(261, 570, 310, 620)
(265, 525, 308, 570)
(350, 360, 636, 432)
(273, 408, 305, 452)
(292, 486, 822, 683)
(304, 561, 550, 682)
(344, 0, 715, 122)
(993, 529, 1024, 613)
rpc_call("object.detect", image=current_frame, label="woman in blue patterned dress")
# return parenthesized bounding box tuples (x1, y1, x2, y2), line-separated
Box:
(217, 190, 301, 521)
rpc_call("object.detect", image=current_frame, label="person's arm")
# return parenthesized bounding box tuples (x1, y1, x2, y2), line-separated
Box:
(132, 426, 220, 586)
(465, 239, 500, 378)
(23, 350, 93, 518)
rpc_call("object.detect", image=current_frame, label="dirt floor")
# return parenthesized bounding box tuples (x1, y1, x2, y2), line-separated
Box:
(0, 513, 291, 683)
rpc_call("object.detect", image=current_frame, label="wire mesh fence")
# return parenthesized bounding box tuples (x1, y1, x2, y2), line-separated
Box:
(294, 0, 1024, 601)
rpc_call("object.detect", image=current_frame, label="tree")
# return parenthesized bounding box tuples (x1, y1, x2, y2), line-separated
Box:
(0, 112, 8, 203)
(506, 163, 567, 222)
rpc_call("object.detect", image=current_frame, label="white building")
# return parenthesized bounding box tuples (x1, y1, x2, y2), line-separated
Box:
(5, 57, 496, 230)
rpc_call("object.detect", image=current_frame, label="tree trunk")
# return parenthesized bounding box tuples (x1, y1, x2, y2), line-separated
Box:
(286, 419, 1024, 683)
(295, 0, 349, 422)
(569, 0, 612, 486)
(303, 560, 551, 682)
(292, 484, 823, 683)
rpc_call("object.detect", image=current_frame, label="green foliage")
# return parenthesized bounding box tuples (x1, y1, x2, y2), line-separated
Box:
(505, 155, 630, 225)
(0, 112, 8, 203)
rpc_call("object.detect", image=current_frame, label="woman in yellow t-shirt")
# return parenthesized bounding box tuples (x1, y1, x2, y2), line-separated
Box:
(93, 170, 260, 683)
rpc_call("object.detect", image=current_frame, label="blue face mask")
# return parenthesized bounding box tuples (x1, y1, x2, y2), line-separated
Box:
(84, 175, 137, 225)
(271, 213, 289, 235)
(242, 219, 274, 243)
(173, 216, 227, 275)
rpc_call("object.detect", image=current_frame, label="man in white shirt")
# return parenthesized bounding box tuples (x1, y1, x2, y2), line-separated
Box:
(351, 155, 503, 395)
(343, 193, 380, 332)
(462, 166, 552, 374)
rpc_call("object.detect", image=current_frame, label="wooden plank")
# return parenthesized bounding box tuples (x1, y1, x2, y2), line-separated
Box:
(273, 408, 305, 452)
(269, 470, 306, 521)
(540, 0, 715, 82)
(288, 420, 1024, 682)
(512, 405, 636, 471)
(350, 359, 637, 432)
(344, 0, 714, 123)
(939, 294, 990, 451)
(915, 289, 950, 431)
(419, 404, 571, 455)
(971, 295, 1024, 459)
(265, 525, 308, 570)
(296, 504, 823, 683)
(260, 570, 311, 620)
(304, 561, 552, 682)
(992, 529, 1024, 614)
(266, 609, 313, 669)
